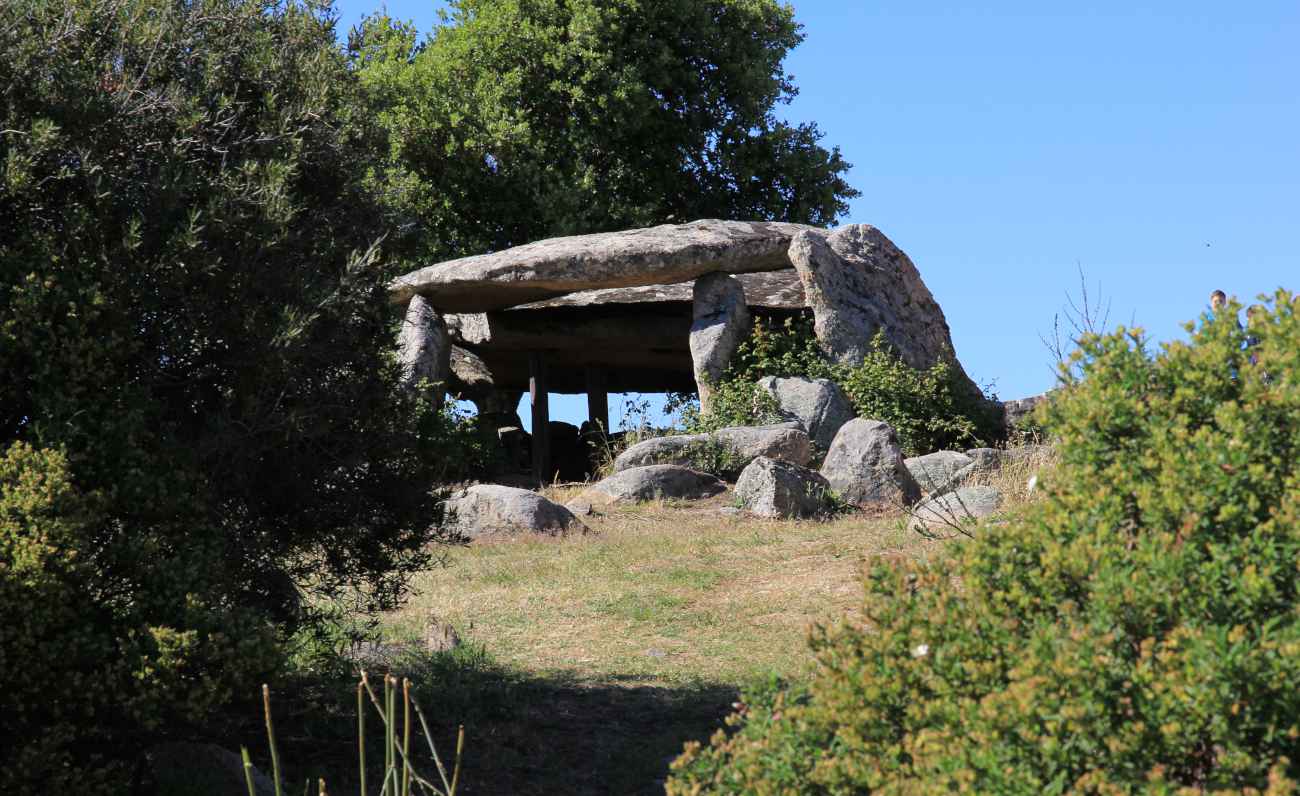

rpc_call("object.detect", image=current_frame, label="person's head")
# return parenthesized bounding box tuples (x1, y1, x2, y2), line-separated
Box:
(1210, 289, 1227, 311)
(1247, 304, 1266, 327)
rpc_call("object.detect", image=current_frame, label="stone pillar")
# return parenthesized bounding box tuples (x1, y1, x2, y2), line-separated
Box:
(529, 352, 550, 484)
(689, 272, 750, 413)
(585, 366, 609, 434)
(397, 294, 451, 410)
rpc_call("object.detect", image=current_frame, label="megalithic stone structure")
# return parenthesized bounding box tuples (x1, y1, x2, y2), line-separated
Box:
(689, 272, 751, 413)
(788, 225, 981, 399)
(397, 294, 451, 410)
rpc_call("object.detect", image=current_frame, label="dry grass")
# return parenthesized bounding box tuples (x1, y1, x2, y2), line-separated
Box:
(369, 446, 1052, 793)
(388, 493, 944, 686)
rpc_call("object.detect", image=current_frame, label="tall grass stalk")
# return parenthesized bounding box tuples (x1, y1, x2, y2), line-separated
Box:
(247, 677, 463, 796)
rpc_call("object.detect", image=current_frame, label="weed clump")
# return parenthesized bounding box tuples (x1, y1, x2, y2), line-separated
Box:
(669, 293, 1300, 793)
(676, 316, 1000, 456)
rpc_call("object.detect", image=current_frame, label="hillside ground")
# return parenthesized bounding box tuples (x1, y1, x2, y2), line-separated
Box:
(367, 493, 947, 795)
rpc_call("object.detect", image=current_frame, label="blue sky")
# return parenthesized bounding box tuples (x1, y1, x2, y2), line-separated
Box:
(333, 1, 1300, 431)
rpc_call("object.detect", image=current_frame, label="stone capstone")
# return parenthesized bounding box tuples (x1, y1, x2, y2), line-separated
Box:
(612, 423, 811, 480)
(788, 225, 977, 396)
(514, 269, 807, 311)
(576, 465, 726, 507)
(735, 456, 833, 519)
(755, 376, 855, 452)
(910, 485, 1004, 531)
(691, 272, 751, 411)
(391, 219, 814, 312)
(819, 419, 921, 508)
(904, 450, 975, 495)
(396, 294, 450, 408)
(444, 485, 587, 539)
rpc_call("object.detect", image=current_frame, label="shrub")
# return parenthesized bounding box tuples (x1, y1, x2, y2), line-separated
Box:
(1, 0, 443, 789)
(682, 316, 999, 455)
(668, 293, 1300, 794)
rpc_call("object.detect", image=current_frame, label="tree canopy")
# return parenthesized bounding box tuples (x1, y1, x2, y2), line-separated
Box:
(350, 0, 859, 261)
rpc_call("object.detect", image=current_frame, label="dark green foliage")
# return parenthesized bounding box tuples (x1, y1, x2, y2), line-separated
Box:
(835, 334, 1002, 457)
(0, 0, 443, 789)
(684, 316, 998, 455)
(668, 294, 1300, 794)
(348, 0, 859, 262)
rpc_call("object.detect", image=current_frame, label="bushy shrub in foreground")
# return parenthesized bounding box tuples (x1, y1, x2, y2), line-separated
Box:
(669, 294, 1300, 794)
(1, 1, 443, 790)
(681, 316, 1000, 455)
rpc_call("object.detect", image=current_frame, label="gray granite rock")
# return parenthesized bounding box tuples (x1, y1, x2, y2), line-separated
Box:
(910, 485, 1004, 531)
(578, 465, 726, 506)
(735, 456, 833, 519)
(819, 419, 921, 508)
(788, 225, 978, 396)
(391, 219, 814, 311)
(755, 376, 855, 452)
(397, 294, 450, 408)
(444, 485, 587, 539)
(904, 450, 975, 495)
(1002, 393, 1048, 431)
(611, 423, 811, 480)
(691, 273, 751, 411)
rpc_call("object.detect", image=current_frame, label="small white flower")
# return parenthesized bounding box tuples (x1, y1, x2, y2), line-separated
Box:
(1026, 474, 1038, 494)
(911, 643, 929, 658)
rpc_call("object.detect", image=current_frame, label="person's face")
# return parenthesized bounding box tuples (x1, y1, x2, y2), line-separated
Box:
(1211, 294, 1226, 311)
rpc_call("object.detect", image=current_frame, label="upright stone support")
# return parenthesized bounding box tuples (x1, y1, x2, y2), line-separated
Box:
(585, 367, 609, 434)
(689, 272, 750, 413)
(787, 225, 980, 399)
(529, 352, 551, 484)
(397, 294, 451, 410)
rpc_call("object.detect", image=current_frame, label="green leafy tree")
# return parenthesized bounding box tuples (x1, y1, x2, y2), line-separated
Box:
(349, 0, 859, 261)
(0, 0, 443, 789)
(668, 294, 1300, 794)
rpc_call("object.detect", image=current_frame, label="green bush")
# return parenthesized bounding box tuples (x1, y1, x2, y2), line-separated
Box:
(683, 316, 999, 456)
(668, 293, 1300, 794)
(0, 1, 443, 789)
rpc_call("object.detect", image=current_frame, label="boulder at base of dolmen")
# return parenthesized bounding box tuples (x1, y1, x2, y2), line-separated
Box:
(904, 450, 974, 496)
(735, 456, 833, 519)
(755, 376, 855, 452)
(819, 419, 921, 509)
(444, 485, 587, 540)
(909, 485, 1004, 531)
(612, 423, 811, 480)
(576, 465, 726, 507)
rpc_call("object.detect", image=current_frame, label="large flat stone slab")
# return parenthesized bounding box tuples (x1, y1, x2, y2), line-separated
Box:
(509, 269, 807, 311)
(390, 220, 813, 311)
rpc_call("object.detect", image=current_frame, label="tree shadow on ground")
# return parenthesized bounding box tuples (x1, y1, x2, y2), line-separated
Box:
(443, 674, 736, 795)
(244, 645, 739, 796)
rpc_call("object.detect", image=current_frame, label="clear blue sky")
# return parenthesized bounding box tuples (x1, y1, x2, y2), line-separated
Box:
(333, 1, 1299, 431)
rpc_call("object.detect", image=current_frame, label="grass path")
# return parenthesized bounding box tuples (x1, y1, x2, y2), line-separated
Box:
(378, 495, 946, 794)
